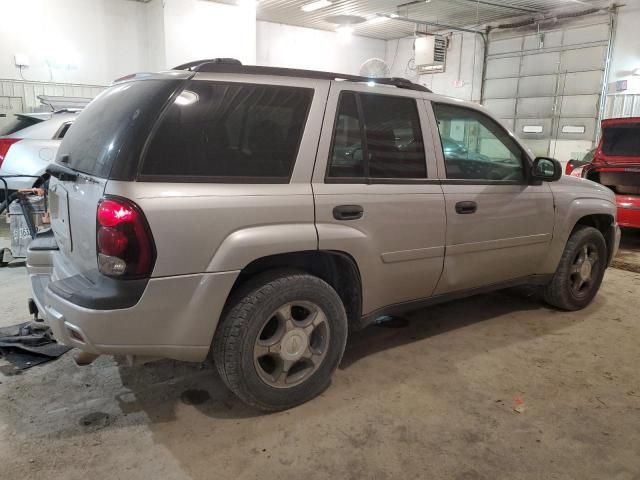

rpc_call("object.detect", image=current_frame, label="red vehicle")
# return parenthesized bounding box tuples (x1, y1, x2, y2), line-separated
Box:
(566, 118, 640, 229)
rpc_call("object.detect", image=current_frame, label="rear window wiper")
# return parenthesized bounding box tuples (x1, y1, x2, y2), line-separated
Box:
(46, 161, 78, 182)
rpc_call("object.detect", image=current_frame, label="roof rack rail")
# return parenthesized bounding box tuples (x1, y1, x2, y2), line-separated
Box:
(172, 58, 243, 71)
(172, 59, 431, 93)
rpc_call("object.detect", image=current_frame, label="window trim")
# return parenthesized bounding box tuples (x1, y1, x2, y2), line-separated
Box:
(432, 102, 532, 185)
(325, 90, 429, 184)
(136, 80, 314, 184)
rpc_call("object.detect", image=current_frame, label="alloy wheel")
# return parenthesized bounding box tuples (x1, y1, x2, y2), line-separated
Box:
(253, 301, 330, 388)
(569, 242, 600, 297)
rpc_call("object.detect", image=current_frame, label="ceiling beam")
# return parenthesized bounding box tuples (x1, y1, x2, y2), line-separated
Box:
(377, 13, 485, 34)
(396, 0, 539, 14)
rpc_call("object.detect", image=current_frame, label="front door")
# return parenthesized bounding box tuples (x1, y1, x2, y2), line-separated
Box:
(312, 83, 446, 316)
(428, 101, 555, 294)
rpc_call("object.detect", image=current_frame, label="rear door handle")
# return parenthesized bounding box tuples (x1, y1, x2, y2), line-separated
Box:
(455, 201, 477, 215)
(333, 205, 364, 221)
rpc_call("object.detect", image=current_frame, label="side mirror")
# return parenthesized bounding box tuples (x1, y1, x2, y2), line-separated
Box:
(531, 157, 562, 182)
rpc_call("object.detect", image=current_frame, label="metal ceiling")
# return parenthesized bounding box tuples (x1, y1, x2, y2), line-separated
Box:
(256, 0, 613, 39)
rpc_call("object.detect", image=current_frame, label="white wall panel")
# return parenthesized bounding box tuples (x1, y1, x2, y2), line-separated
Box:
(257, 22, 385, 75)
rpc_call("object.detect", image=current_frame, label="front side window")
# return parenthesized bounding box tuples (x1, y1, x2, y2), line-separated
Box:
(142, 81, 313, 181)
(328, 91, 427, 180)
(433, 103, 525, 182)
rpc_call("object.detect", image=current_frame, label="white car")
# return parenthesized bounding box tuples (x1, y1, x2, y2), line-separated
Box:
(0, 110, 79, 193)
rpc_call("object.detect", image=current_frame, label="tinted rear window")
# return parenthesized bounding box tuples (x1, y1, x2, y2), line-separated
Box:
(57, 79, 181, 178)
(141, 81, 313, 181)
(0, 115, 42, 136)
(602, 123, 640, 157)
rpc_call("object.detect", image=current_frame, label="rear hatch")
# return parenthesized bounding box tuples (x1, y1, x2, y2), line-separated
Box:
(48, 74, 189, 280)
(586, 119, 640, 197)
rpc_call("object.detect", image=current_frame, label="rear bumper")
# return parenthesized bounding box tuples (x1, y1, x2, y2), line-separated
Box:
(28, 249, 239, 362)
(616, 195, 640, 229)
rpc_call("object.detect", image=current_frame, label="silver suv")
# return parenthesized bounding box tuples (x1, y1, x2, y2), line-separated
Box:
(0, 110, 79, 192)
(27, 61, 620, 411)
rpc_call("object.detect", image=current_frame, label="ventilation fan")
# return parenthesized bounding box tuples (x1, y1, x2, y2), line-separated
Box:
(359, 58, 391, 78)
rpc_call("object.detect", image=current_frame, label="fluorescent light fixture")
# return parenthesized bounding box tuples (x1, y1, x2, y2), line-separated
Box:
(301, 0, 331, 12)
(336, 25, 353, 42)
(562, 125, 586, 134)
(237, 0, 257, 6)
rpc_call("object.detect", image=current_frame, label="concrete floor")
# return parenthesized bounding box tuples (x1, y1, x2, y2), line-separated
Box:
(1, 225, 639, 480)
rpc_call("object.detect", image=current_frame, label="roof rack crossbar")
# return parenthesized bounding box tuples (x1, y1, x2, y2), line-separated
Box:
(172, 60, 431, 93)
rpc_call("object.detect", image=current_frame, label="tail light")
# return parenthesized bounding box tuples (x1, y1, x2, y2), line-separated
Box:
(570, 166, 585, 178)
(0, 138, 21, 168)
(96, 196, 156, 278)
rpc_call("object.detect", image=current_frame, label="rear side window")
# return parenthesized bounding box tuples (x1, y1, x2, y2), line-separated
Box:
(55, 122, 72, 139)
(602, 123, 640, 157)
(141, 81, 313, 181)
(327, 91, 427, 180)
(58, 79, 181, 179)
(0, 115, 43, 136)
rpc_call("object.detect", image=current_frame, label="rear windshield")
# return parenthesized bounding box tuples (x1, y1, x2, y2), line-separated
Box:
(0, 115, 43, 136)
(140, 81, 313, 182)
(57, 79, 182, 179)
(602, 123, 640, 157)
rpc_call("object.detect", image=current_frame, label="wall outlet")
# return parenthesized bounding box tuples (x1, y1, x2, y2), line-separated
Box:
(14, 53, 30, 67)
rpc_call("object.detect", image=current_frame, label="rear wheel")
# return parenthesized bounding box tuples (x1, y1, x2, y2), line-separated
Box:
(544, 226, 607, 311)
(213, 270, 348, 411)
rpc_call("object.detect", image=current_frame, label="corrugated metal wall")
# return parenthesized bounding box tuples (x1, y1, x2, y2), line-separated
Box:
(0, 80, 104, 112)
(482, 15, 612, 158)
(604, 94, 640, 119)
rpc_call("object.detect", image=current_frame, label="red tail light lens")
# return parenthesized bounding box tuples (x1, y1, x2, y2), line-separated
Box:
(0, 138, 21, 168)
(96, 197, 155, 278)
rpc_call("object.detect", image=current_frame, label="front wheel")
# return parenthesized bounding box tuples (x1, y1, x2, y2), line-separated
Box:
(543, 226, 607, 311)
(213, 270, 348, 411)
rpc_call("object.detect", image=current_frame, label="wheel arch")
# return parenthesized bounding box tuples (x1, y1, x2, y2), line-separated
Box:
(222, 250, 363, 333)
(572, 213, 616, 265)
(541, 197, 617, 274)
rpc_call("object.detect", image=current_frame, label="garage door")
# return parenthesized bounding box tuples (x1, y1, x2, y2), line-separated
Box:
(482, 16, 612, 160)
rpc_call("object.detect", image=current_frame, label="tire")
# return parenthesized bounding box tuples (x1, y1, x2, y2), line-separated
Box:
(213, 270, 348, 411)
(543, 226, 607, 311)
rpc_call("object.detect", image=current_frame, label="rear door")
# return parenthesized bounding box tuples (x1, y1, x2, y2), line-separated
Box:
(429, 101, 555, 294)
(312, 83, 446, 317)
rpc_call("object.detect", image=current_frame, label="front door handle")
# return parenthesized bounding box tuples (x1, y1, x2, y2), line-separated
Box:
(333, 205, 364, 221)
(455, 201, 477, 215)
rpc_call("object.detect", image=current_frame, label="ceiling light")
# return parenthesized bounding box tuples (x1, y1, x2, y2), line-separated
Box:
(301, 0, 332, 12)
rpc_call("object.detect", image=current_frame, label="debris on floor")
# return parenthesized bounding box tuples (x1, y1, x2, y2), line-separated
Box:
(0, 321, 70, 372)
(512, 395, 526, 414)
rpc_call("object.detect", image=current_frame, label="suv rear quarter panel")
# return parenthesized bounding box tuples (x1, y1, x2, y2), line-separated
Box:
(105, 75, 330, 277)
(105, 182, 318, 276)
